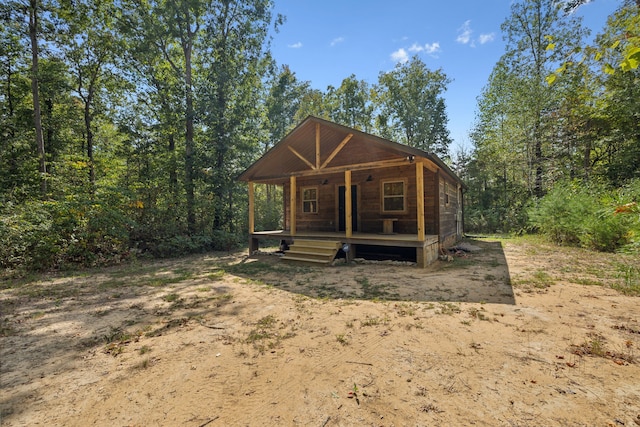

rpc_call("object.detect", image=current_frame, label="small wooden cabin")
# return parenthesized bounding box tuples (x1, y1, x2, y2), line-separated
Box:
(238, 116, 465, 267)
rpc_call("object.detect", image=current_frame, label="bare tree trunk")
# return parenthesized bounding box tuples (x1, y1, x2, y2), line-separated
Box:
(184, 43, 196, 235)
(29, 0, 46, 197)
(168, 133, 178, 205)
(84, 96, 95, 187)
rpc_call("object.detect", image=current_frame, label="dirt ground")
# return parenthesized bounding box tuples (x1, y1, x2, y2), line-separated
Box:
(1, 236, 639, 426)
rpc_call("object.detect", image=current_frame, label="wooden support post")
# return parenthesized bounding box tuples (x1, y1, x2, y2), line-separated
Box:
(248, 181, 255, 234)
(290, 176, 296, 236)
(345, 170, 352, 238)
(249, 237, 259, 254)
(416, 162, 425, 241)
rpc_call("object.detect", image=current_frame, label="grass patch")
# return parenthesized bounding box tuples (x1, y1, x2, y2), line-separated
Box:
(571, 277, 604, 286)
(438, 302, 461, 315)
(207, 269, 226, 281)
(442, 258, 475, 269)
(515, 270, 555, 289)
(309, 282, 350, 299)
(336, 333, 349, 345)
(360, 315, 389, 327)
(612, 263, 640, 296)
(244, 315, 295, 354)
(102, 326, 144, 356)
(356, 277, 400, 300)
(162, 293, 180, 303)
(468, 307, 491, 321)
(0, 320, 16, 337)
(225, 261, 305, 276)
(141, 273, 193, 287)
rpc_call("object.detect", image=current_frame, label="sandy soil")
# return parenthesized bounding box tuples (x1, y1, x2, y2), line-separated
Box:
(1, 237, 639, 426)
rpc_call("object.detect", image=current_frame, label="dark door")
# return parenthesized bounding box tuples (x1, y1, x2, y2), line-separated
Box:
(338, 185, 358, 232)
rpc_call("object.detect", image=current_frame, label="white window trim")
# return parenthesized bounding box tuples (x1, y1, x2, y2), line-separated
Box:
(381, 179, 407, 214)
(301, 186, 318, 214)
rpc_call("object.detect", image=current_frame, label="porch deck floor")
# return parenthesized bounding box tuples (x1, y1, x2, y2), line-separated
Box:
(250, 230, 438, 247)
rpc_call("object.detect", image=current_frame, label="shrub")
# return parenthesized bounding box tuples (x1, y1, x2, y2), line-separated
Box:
(0, 195, 133, 272)
(529, 180, 639, 253)
(528, 184, 592, 246)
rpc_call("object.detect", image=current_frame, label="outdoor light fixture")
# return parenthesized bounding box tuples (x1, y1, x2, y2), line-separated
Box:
(366, 175, 373, 182)
(407, 155, 415, 163)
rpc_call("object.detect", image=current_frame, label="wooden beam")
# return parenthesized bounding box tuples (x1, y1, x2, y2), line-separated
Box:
(416, 162, 425, 241)
(275, 157, 406, 180)
(320, 133, 353, 169)
(423, 160, 439, 173)
(248, 181, 255, 234)
(315, 123, 321, 169)
(290, 176, 296, 236)
(345, 170, 352, 238)
(288, 146, 316, 170)
(247, 156, 424, 183)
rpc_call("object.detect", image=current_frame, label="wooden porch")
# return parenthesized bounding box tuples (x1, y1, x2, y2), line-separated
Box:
(249, 230, 440, 267)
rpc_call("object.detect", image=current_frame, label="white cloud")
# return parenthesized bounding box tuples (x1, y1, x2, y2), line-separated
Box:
(288, 42, 303, 48)
(408, 42, 440, 55)
(391, 48, 409, 63)
(479, 33, 495, 44)
(456, 20, 472, 44)
(424, 42, 440, 54)
(408, 43, 423, 53)
(330, 37, 345, 46)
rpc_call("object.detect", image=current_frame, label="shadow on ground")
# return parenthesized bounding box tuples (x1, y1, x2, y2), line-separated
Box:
(231, 238, 515, 305)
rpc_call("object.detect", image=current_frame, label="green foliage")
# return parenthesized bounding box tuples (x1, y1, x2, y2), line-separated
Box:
(0, 194, 133, 271)
(376, 57, 452, 157)
(529, 180, 640, 253)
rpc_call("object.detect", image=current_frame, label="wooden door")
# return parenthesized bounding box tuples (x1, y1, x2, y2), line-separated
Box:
(338, 185, 358, 232)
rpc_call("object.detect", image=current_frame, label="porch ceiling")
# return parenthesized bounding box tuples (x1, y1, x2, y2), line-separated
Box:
(238, 116, 438, 184)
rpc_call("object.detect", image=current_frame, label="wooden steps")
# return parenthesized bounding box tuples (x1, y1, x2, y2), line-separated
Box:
(282, 239, 342, 265)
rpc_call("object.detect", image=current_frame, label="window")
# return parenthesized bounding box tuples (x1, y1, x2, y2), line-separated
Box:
(302, 187, 317, 213)
(444, 181, 449, 206)
(382, 180, 405, 212)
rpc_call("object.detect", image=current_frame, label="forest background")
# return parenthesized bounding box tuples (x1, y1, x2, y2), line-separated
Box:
(1, 0, 639, 272)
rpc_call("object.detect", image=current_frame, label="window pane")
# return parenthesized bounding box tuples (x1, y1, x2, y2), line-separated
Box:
(383, 182, 404, 196)
(303, 188, 316, 201)
(384, 196, 404, 211)
(303, 201, 316, 213)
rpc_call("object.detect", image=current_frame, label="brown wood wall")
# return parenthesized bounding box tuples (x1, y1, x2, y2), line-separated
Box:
(438, 175, 460, 243)
(282, 164, 445, 236)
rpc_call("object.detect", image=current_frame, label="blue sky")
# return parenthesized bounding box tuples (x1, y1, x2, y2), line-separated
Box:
(269, 0, 621, 151)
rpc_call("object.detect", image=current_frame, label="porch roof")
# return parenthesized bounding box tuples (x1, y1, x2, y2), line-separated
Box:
(237, 116, 464, 187)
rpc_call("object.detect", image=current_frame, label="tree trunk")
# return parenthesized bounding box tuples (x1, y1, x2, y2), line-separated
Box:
(184, 44, 196, 235)
(84, 92, 95, 187)
(168, 133, 178, 205)
(29, 0, 46, 197)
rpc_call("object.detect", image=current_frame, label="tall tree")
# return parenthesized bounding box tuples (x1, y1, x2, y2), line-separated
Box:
(294, 88, 330, 122)
(198, 0, 277, 231)
(263, 64, 308, 150)
(326, 74, 374, 132)
(500, 0, 586, 197)
(375, 56, 452, 157)
(595, 2, 640, 184)
(57, 0, 123, 189)
(28, 0, 46, 196)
